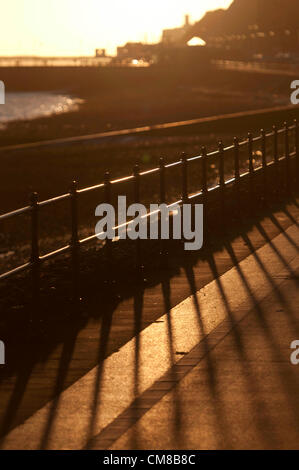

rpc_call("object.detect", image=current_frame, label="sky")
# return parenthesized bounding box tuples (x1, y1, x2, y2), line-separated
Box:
(0, 0, 233, 57)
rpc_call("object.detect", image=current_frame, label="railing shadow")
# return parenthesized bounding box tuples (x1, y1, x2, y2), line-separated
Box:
(0, 191, 298, 447)
(83, 204, 298, 450)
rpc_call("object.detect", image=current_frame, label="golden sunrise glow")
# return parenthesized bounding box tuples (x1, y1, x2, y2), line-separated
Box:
(0, 0, 233, 57)
(188, 37, 207, 46)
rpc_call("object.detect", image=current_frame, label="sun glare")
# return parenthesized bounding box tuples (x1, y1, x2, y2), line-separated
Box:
(187, 37, 207, 46)
(0, 0, 233, 56)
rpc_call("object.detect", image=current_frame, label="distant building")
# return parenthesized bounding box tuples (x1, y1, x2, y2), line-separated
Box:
(113, 13, 210, 67)
(95, 49, 106, 58)
(186, 0, 299, 60)
(117, 42, 143, 60)
(116, 42, 158, 63)
(162, 15, 192, 46)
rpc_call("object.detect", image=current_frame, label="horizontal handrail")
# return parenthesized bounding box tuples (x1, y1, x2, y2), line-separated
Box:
(40, 244, 71, 262)
(0, 205, 31, 221)
(39, 193, 70, 207)
(0, 262, 31, 281)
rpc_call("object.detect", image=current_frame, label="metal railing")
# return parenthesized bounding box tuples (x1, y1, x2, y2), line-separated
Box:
(213, 59, 299, 75)
(1, 120, 298, 302)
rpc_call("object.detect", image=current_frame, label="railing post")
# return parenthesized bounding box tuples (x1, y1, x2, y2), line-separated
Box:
(180, 152, 188, 248)
(70, 181, 80, 303)
(234, 136, 240, 214)
(104, 171, 111, 210)
(261, 129, 267, 204)
(248, 132, 254, 211)
(133, 164, 143, 274)
(201, 146, 208, 243)
(201, 146, 208, 196)
(30, 192, 40, 314)
(219, 141, 225, 187)
(284, 122, 291, 195)
(104, 171, 113, 285)
(273, 125, 278, 165)
(133, 164, 140, 203)
(159, 157, 166, 204)
(218, 140, 226, 231)
(181, 152, 188, 203)
(273, 125, 279, 199)
(248, 132, 254, 174)
(234, 136, 240, 181)
(159, 157, 168, 267)
(295, 119, 299, 192)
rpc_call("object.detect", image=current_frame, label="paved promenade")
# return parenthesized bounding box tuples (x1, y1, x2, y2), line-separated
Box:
(0, 200, 298, 450)
(109, 224, 299, 450)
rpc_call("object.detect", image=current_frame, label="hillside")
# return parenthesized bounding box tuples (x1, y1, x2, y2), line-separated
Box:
(189, 0, 299, 39)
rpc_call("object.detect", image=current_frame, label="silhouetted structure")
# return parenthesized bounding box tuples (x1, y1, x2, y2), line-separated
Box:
(116, 42, 159, 64)
(162, 15, 192, 46)
(187, 0, 299, 60)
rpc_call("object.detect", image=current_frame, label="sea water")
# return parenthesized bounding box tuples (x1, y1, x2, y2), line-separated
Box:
(0, 91, 83, 126)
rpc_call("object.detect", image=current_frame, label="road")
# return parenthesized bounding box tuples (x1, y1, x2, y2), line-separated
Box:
(214, 59, 299, 77)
